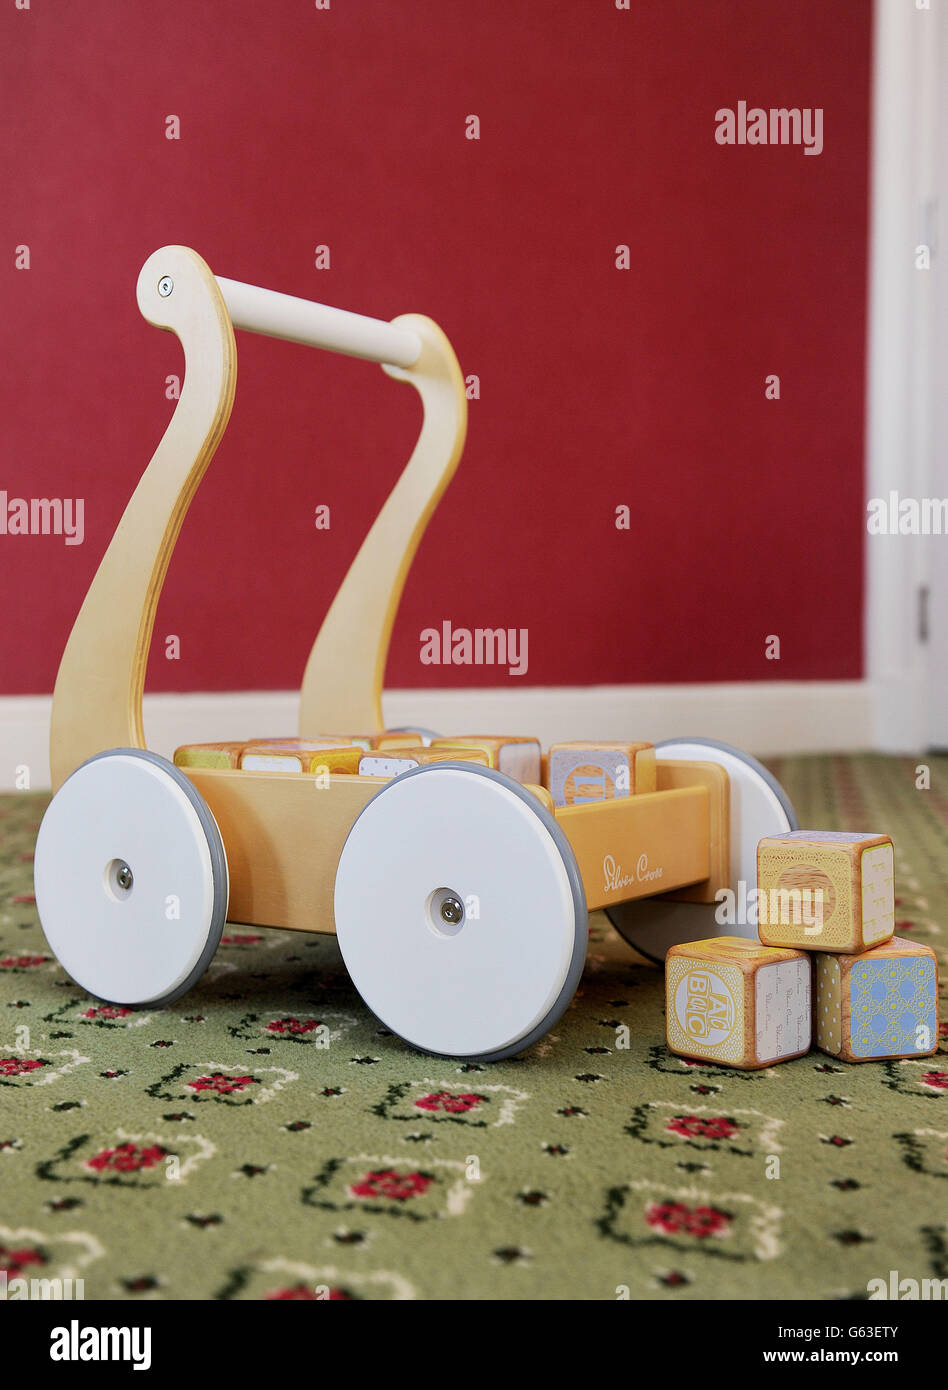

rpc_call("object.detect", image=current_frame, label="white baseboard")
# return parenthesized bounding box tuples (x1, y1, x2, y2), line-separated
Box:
(0, 680, 880, 792)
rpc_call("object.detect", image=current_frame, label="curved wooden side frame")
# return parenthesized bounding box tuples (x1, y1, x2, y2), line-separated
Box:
(49, 245, 466, 789)
(49, 246, 237, 791)
(298, 315, 468, 736)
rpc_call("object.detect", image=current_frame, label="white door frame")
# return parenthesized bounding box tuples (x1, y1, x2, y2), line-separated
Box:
(865, 0, 941, 751)
(929, 0, 948, 747)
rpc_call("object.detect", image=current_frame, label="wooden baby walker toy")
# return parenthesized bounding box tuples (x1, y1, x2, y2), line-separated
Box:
(34, 245, 801, 1062)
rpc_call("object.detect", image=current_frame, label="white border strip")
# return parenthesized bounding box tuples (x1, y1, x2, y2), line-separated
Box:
(0, 682, 874, 792)
(864, 0, 934, 752)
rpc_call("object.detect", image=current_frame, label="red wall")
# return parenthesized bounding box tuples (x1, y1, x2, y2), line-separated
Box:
(0, 0, 871, 695)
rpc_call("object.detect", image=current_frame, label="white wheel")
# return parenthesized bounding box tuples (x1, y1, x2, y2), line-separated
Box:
(605, 738, 798, 962)
(334, 762, 587, 1060)
(35, 749, 229, 1005)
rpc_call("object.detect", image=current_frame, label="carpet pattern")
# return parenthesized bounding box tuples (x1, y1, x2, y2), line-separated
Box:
(1, 754, 946, 1301)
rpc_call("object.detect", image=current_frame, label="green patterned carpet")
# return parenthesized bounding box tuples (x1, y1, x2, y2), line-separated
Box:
(1, 755, 946, 1301)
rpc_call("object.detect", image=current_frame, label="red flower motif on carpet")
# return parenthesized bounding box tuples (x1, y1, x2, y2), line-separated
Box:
(265, 1018, 322, 1035)
(82, 1005, 131, 1020)
(414, 1091, 485, 1114)
(921, 1071, 948, 1090)
(349, 1169, 433, 1202)
(86, 1142, 168, 1173)
(220, 934, 262, 945)
(0, 1058, 45, 1076)
(0, 1244, 45, 1277)
(666, 1114, 739, 1141)
(646, 1200, 732, 1239)
(187, 1073, 257, 1095)
(0, 955, 48, 968)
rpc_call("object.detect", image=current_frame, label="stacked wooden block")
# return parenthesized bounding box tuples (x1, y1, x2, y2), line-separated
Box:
(666, 831, 939, 1069)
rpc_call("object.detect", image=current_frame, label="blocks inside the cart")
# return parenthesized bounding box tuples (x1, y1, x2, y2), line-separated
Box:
(665, 936, 811, 1070)
(240, 740, 363, 774)
(358, 745, 490, 778)
(174, 741, 248, 769)
(815, 936, 938, 1062)
(340, 732, 423, 751)
(173, 732, 423, 775)
(431, 735, 541, 784)
(756, 830, 894, 953)
(547, 740, 656, 807)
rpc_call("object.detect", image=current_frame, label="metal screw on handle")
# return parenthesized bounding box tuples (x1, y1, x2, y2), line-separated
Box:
(157, 276, 174, 297)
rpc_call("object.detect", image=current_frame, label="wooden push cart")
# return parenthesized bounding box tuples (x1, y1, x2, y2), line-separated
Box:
(33, 246, 798, 1061)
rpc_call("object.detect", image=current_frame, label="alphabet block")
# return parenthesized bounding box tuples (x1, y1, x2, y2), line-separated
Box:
(337, 732, 423, 751)
(251, 731, 418, 752)
(665, 936, 811, 1069)
(240, 740, 362, 774)
(815, 936, 938, 1062)
(359, 746, 490, 778)
(431, 735, 541, 783)
(174, 741, 247, 770)
(547, 740, 656, 807)
(756, 831, 894, 952)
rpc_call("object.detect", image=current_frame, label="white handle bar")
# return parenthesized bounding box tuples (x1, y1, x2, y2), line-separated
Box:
(214, 275, 422, 369)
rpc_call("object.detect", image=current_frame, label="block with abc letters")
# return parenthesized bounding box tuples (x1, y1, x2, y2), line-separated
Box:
(756, 830, 894, 953)
(815, 936, 938, 1062)
(665, 936, 811, 1069)
(547, 740, 656, 808)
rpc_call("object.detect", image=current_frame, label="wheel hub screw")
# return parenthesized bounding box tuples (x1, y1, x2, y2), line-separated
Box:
(157, 275, 174, 297)
(116, 863, 133, 892)
(440, 896, 464, 925)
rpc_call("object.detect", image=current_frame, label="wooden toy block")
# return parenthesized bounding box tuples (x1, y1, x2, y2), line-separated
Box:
(250, 732, 419, 752)
(665, 936, 811, 1069)
(358, 746, 490, 778)
(324, 732, 420, 751)
(240, 740, 361, 774)
(757, 830, 894, 953)
(547, 740, 656, 807)
(431, 735, 541, 784)
(525, 782, 555, 815)
(174, 741, 247, 770)
(815, 936, 939, 1062)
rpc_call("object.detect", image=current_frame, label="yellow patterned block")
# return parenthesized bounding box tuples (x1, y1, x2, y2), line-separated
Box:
(174, 741, 247, 770)
(815, 936, 939, 1062)
(547, 740, 656, 807)
(665, 936, 811, 1070)
(431, 736, 541, 784)
(756, 830, 894, 953)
